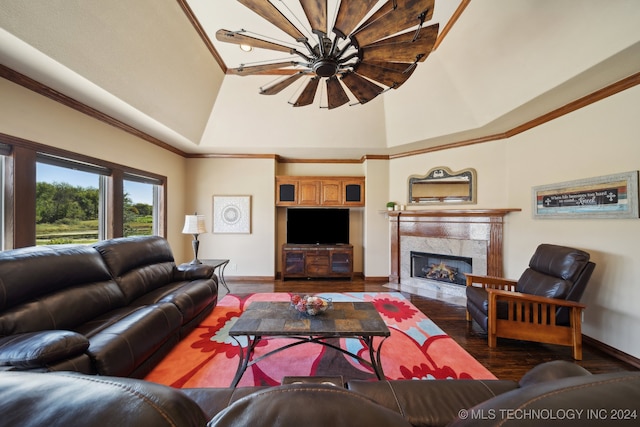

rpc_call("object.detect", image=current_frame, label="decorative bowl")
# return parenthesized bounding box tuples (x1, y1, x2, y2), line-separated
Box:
(291, 295, 332, 316)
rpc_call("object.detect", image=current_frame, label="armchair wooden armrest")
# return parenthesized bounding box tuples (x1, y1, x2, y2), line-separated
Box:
(486, 289, 586, 360)
(464, 274, 517, 321)
(465, 274, 517, 292)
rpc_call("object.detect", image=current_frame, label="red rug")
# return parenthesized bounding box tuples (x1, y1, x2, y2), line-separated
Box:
(145, 292, 496, 388)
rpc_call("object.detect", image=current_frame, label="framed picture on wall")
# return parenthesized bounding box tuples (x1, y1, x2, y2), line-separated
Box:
(532, 171, 639, 219)
(212, 195, 251, 233)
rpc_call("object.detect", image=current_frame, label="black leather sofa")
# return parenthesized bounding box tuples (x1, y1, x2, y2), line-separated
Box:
(0, 361, 637, 426)
(0, 236, 218, 378)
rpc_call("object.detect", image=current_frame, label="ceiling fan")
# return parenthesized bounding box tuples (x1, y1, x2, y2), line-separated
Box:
(216, 0, 439, 109)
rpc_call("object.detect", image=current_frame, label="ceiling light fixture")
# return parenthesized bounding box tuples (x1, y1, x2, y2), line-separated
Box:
(239, 43, 253, 52)
(216, 0, 438, 109)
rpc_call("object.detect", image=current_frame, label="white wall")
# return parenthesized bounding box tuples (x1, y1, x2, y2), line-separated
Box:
(363, 159, 391, 277)
(0, 78, 189, 259)
(388, 140, 509, 210)
(386, 85, 640, 359)
(184, 157, 276, 276)
(504, 85, 640, 359)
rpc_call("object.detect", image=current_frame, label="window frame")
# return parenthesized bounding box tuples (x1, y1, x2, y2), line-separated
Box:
(123, 173, 163, 238)
(1, 134, 167, 249)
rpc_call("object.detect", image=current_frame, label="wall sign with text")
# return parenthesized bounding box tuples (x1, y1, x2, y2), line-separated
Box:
(532, 171, 639, 219)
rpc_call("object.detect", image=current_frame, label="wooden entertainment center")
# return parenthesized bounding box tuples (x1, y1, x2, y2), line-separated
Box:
(282, 244, 353, 280)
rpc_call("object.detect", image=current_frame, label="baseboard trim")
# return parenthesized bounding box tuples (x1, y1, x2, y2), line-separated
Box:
(226, 276, 275, 282)
(362, 276, 392, 283)
(583, 335, 640, 369)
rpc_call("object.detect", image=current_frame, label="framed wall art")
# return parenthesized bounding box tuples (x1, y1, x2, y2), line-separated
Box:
(532, 171, 639, 219)
(212, 195, 251, 233)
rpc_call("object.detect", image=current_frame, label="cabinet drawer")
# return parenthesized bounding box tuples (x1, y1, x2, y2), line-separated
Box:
(307, 264, 330, 275)
(306, 255, 329, 265)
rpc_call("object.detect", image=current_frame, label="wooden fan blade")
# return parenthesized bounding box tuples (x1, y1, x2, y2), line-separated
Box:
(326, 76, 350, 109)
(216, 29, 293, 53)
(332, 0, 378, 38)
(352, 0, 435, 47)
(260, 72, 305, 95)
(353, 61, 415, 88)
(360, 23, 439, 63)
(293, 77, 320, 107)
(229, 61, 299, 76)
(300, 0, 327, 35)
(341, 72, 384, 104)
(238, 0, 306, 42)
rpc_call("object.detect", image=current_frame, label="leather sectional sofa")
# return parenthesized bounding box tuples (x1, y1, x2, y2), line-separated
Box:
(0, 236, 218, 378)
(0, 361, 638, 426)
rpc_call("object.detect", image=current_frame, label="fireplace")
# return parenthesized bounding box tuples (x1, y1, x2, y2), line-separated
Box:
(387, 209, 520, 304)
(411, 251, 472, 286)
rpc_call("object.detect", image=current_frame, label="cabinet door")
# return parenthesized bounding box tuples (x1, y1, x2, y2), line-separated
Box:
(276, 179, 298, 206)
(283, 250, 305, 277)
(342, 179, 365, 206)
(298, 180, 320, 205)
(331, 251, 352, 275)
(321, 179, 342, 205)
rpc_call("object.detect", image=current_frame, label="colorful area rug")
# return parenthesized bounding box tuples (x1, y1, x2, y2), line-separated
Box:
(145, 292, 495, 388)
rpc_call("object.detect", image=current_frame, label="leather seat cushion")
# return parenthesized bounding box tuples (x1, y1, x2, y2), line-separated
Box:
(84, 303, 182, 376)
(133, 280, 217, 322)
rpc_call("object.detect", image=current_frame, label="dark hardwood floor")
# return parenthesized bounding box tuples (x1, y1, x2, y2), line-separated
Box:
(223, 278, 637, 382)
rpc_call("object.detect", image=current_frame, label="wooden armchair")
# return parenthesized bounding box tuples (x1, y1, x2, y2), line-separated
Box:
(466, 244, 595, 360)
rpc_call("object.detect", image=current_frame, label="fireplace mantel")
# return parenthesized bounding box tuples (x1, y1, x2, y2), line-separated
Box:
(389, 209, 521, 283)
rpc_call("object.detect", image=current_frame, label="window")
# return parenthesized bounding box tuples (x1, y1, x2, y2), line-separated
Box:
(0, 136, 167, 248)
(36, 155, 108, 245)
(123, 173, 162, 237)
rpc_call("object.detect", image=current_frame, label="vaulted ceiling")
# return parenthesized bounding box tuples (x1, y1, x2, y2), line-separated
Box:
(1, 1, 639, 159)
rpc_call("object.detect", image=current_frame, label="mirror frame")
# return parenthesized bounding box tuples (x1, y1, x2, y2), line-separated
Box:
(408, 167, 477, 205)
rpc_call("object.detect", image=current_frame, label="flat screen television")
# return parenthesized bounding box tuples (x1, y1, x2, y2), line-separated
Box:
(286, 208, 349, 245)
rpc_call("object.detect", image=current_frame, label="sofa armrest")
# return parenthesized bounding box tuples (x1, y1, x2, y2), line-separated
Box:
(173, 263, 215, 281)
(0, 331, 89, 369)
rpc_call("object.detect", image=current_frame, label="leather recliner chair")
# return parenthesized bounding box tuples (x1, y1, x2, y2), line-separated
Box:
(466, 244, 595, 359)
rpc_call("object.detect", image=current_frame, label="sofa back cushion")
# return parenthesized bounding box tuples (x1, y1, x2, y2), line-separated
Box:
(209, 384, 413, 427)
(93, 236, 176, 303)
(0, 371, 208, 427)
(0, 245, 125, 334)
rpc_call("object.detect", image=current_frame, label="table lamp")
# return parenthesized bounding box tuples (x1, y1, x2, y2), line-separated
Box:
(182, 213, 207, 264)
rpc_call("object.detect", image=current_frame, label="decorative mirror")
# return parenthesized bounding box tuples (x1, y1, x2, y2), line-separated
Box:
(408, 167, 477, 204)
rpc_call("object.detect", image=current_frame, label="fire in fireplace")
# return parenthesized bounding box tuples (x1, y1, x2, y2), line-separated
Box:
(411, 251, 472, 286)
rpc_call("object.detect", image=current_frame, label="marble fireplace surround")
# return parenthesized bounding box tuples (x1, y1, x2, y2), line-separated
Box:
(388, 209, 520, 300)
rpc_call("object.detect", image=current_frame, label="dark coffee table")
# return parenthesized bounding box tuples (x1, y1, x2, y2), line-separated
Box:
(228, 301, 391, 387)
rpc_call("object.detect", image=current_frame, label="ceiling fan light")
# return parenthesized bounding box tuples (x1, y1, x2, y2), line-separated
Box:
(239, 44, 253, 52)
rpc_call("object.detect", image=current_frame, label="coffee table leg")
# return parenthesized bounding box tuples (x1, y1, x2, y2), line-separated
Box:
(230, 335, 260, 387)
(217, 261, 230, 292)
(363, 336, 388, 380)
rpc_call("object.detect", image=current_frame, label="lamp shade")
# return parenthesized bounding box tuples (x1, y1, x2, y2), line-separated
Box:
(182, 214, 207, 234)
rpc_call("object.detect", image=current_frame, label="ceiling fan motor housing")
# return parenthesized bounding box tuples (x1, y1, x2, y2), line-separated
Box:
(312, 58, 339, 77)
